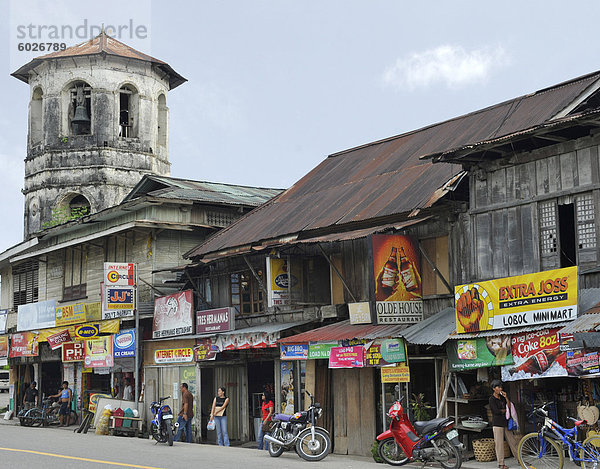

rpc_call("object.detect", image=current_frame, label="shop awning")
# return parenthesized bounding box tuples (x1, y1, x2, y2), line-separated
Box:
(558, 298, 600, 348)
(449, 321, 573, 339)
(399, 307, 455, 346)
(278, 319, 408, 344)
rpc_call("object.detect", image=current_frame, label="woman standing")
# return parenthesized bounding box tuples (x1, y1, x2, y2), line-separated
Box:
(257, 391, 274, 450)
(210, 386, 230, 446)
(489, 380, 519, 469)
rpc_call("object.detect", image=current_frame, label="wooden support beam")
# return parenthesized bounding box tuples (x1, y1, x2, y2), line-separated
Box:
(417, 242, 453, 294)
(317, 244, 358, 303)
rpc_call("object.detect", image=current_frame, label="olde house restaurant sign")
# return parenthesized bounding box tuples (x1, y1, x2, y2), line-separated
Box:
(455, 266, 577, 333)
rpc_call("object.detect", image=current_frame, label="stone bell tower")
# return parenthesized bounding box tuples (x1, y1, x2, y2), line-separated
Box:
(12, 31, 186, 238)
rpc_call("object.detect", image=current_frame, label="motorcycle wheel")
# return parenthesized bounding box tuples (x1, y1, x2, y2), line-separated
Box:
(377, 438, 410, 466)
(436, 436, 462, 469)
(268, 428, 285, 458)
(165, 420, 174, 446)
(296, 428, 331, 462)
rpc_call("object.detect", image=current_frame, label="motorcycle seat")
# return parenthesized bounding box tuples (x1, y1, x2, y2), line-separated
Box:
(413, 417, 453, 435)
(273, 413, 292, 422)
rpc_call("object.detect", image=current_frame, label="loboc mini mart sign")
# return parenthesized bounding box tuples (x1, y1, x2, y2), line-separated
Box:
(154, 347, 194, 364)
(455, 266, 577, 333)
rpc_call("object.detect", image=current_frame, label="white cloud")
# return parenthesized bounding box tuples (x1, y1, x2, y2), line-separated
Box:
(383, 44, 509, 91)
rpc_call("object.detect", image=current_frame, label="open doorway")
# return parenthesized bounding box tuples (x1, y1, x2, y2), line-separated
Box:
(247, 360, 274, 441)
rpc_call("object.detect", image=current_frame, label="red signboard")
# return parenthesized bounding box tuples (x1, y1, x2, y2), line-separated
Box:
(196, 307, 234, 334)
(47, 329, 72, 350)
(328, 346, 365, 368)
(62, 341, 85, 362)
(9, 332, 39, 357)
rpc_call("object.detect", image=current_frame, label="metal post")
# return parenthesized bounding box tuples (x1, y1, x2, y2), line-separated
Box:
(134, 264, 139, 411)
(381, 379, 386, 433)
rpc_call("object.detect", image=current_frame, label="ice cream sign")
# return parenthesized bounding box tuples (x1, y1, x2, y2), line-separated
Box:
(113, 329, 135, 358)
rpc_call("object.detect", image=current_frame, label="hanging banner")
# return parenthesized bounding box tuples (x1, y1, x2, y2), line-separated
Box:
(372, 234, 423, 325)
(501, 328, 566, 381)
(365, 339, 407, 367)
(104, 262, 136, 286)
(281, 361, 295, 415)
(448, 336, 514, 371)
(9, 332, 39, 357)
(85, 302, 102, 322)
(84, 336, 114, 368)
(55, 303, 86, 327)
(37, 319, 120, 342)
(266, 257, 298, 307)
(0, 336, 8, 359)
(46, 329, 73, 350)
(329, 346, 365, 368)
(153, 290, 193, 339)
(196, 307, 235, 334)
(217, 331, 279, 350)
(565, 349, 600, 376)
(381, 365, 411, 383)
(113, 329, 135, 358)
(308, 342, 338, 359)
(17, 299, 56, 332)
(62, 341, 85, 362)
(154, 348, 194, 364)
(280, 344, 308, 360)
(194, 339, 218, 361)
(0, 310, 8, 334)
(456, 266, 577, 333)
(103, 286, 135, 320)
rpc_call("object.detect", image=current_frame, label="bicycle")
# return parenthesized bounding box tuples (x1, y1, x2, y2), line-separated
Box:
(518, 402, 600, 469)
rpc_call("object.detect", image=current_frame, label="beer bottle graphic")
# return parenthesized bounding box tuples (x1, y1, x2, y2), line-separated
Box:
(399, 247, 419, 292)
(380, 247, 399, 295)
(508, 347, 561, 375)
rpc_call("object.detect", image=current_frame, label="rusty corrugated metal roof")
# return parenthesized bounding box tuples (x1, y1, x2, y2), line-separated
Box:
(188, 71, 600, 259)
(399, 307, 455, 345)
(278, 319, 408, 344)
(12, 31, 186, 89)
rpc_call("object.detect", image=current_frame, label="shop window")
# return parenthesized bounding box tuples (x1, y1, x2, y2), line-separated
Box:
(69, 81, 91, 136)
(420, 236, 450, 296)
(104, 235, 132, 262)
(300, 257, 330, 305)
(576, 193, 597, 250)
(119, 85, 138, 138)
(63, 246, 87, 301)
(230, 271, 264, 315)
(13, 261, 39, 307)
(539, 201, 558, 255)
(30, 87, 43, 144)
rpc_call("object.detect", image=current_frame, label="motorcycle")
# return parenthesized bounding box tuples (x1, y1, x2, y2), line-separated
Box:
(265, 390, 331, 461)
(149, 395, 178, 446)
(376, 385, 462, 468)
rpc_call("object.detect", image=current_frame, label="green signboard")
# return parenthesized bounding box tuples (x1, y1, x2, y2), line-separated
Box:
(448, 336, 514, 371)
(308, 342, 338, 359)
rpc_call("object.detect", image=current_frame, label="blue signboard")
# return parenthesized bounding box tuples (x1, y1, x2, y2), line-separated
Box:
(280, 344, 308, 360)
(113, 329, 135, 358)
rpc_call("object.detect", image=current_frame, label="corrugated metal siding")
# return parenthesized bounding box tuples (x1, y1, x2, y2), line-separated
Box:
(279, 319, 408, 344)
(399, 307, 455, 345)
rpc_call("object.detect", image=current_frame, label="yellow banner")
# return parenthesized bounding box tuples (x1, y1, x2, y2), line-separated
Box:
(37, 319, 120, 342)
(56, 303, 86, 327)
(455, 266, 577, 333)
(381, 365, 410, 383)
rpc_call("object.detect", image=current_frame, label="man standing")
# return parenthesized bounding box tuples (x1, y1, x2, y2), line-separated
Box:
(174, 383, 193, 443)
(51, 381, 72, 426)
(122, 378, 133, 401)
(23, 381, 39, 410)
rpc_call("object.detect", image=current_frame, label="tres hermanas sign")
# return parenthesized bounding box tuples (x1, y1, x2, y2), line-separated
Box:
(196, 307, 234, 334)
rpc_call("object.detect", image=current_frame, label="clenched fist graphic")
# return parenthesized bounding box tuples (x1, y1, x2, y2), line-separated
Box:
(457, 287, 485, 332)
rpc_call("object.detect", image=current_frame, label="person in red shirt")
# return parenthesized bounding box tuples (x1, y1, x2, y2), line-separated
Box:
(258, 391, 274, 450)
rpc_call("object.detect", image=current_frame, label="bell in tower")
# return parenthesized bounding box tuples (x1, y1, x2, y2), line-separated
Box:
(71, 84, 90, 135)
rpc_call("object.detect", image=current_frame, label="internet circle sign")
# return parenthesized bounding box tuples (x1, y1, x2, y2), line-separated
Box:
(107, 271, 120, 283)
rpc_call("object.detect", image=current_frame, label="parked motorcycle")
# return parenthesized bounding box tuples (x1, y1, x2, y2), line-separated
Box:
(265, 390, 331, 461)
(149, 395, 177, 446)
(376, 385, 462, 468)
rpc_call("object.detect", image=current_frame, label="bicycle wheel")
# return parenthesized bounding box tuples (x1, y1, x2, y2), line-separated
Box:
(518, 433, 564, 469)
(25, 408, 43, 427)
(580, 435, 600, 469)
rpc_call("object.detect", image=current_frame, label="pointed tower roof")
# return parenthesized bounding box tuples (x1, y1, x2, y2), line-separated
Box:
(12, 30, 186, 89)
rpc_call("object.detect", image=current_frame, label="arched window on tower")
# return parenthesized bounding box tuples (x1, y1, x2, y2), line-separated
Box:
(158, 93, 167, 147)
(69, 81, 91, 136)
(44, 193, 91, 229)
(30, 87, 43, 144)
(119, 85, 138, 138)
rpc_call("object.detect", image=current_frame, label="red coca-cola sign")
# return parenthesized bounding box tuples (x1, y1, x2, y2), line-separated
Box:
(62, 341, 85, 362)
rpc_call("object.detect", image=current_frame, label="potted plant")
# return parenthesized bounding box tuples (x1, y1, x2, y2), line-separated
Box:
(410, 393, 432, 421)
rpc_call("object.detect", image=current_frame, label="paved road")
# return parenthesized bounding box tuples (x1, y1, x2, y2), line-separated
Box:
(0, 423, 378, 468)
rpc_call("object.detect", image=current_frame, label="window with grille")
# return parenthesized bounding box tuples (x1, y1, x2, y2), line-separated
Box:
(230, 271, 264, 315)
(63, 246, 87, 301)
(539, 201, 558, 255)
(207, 211, 239, 228)
(576, 193, 597, 250)
(13, 261, 39, 307)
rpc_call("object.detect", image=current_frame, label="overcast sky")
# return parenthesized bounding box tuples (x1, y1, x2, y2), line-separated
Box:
(0, 1, 599, 250)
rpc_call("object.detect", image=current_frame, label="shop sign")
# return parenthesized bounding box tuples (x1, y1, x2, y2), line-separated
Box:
(62, 341, 85, 362)
(113, 329, 135, 358)
(266, 258, 299, 307)
(365, 339, 407, 367)
(194, 339, 218, 361)
(84, 336, 114, 368)
(341, 338, 368, 347)
(0, 336, 8, 359)
(154, 347, 194, 364)
(566, 349, 600, 376)
(196, 307, 234, 334)
(9, 332, 38, 357)
(17, 299, 56, 332)
(85, 302, 102, 322)
(88, 393, 111, 413)
(153, 290, 193, 339)
(280, 344, 308, 360)
(455, 266, 577, 334)
(501, 328, 566, 382)
(281, 361, 295, 414)
(0, 310, 8, 334)
(349, 302, 371, 325)
(217, 331, 279, 350)
(103, 286, 135, 320)
(104, 262, 136, 286)
(372, 234, 423, 325)
(74, 324, 100, 339)
(329, 346, 365, 368)
(308, 342, 338, 359)
(46, 329, 73, 350)
(448, 336, 514, 371)
(56, 303, 86, 327)
(381, 365, 410, 383)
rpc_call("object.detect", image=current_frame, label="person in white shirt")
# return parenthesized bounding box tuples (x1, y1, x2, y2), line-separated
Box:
(122, 378, 133, 401)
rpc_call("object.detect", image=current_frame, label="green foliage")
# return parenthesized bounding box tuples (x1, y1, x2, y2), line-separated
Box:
(371, 439, 383, 463)
(410, 393, 433, 421)
(42, 205, 89, 229)
(60, 136, 68, 143)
